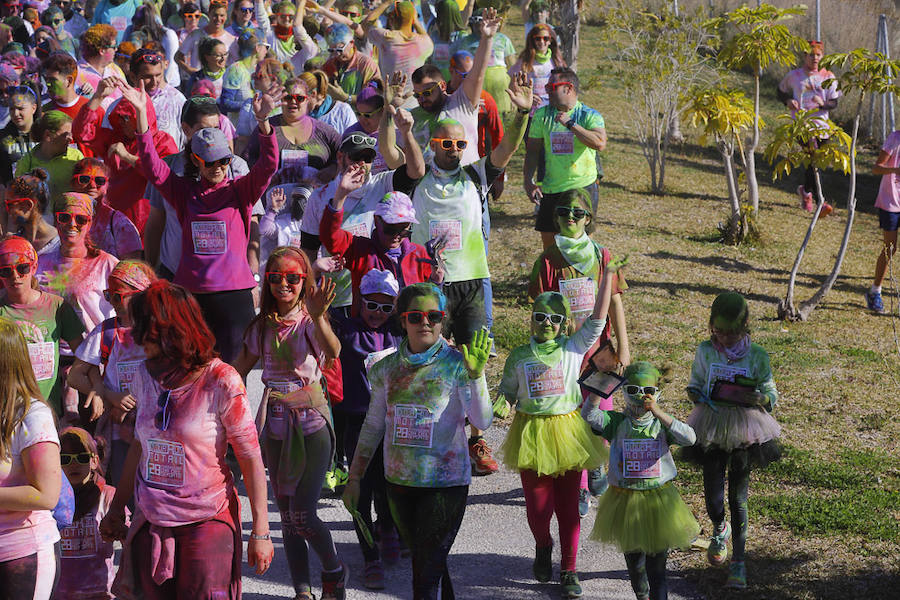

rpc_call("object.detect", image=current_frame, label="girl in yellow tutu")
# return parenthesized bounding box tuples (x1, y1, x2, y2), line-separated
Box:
(582, 362, 700, 600)
(495, 257, 624, 599)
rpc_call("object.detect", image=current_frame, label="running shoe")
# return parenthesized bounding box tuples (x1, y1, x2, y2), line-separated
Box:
(294, 591, 315, 600)
(469, 438, 499, 475)
(725, 560, 747, 589)
(707, 521, 731, 566)
(321, 563, 348, 600)
(560, 570, 583, 598)
(322, 468, 338, 492)
(866, 289, 885, 314)
(578, 488, 591, 518)
(533, 543, 553, 583)
(820, 202, 833, 217)
(588, 466, 609, 496)
(363, 559, 385, 590)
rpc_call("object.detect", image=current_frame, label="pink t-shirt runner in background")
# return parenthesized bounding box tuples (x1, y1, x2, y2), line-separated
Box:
(130, 359, 260, 527)
(0, 401, 61, 563)
(56, 484, 118, 599)
(876, 130, 900, 213)
(367, 28, 434, 96)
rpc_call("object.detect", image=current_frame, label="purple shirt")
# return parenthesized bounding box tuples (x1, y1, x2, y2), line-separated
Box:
(136, 129, 278, 293)
(332, 313, 401, 414)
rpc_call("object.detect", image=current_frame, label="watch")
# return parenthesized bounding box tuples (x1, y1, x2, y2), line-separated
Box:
(564, 119, 576, 130)
(250, 532, 270, 541)
(253, 273, 261, 283)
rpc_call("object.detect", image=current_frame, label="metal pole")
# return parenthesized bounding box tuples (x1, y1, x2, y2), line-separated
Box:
(672, 0, 679, 17)
(815, 0, 821, 41)
(869, 17, 884, 138)
(883, 16, 896, 131)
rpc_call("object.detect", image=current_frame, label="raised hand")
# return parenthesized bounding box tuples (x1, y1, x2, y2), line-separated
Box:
(388, 71, 410, 107)
(606, 254, 629, 274)
(461, 327, 491, 379)
(305, 277, 336, 319)
(93, 76, 121, 101)
(312, 255, 344, 274)
(506, 71, 533, 113)
(393, 107, 414, 134)
(336, 162, 367, 198)
(479, 7, 502, 38)
(253, 89, 278, 120)
(117, 79, 147, 113)
(269, 187, 287, 212)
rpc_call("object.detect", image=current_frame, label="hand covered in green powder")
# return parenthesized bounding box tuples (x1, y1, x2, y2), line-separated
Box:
(606, 254, 630, 274)
(493, 396, 511, 419)
(342, 478, 360, 513)
(305, 278, 336, 320)
(461, 328, 491, 379)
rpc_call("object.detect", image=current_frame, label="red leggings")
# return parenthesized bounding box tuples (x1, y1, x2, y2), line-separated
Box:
(520, 469, 582, 572)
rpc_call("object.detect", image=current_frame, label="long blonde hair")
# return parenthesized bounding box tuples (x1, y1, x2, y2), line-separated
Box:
(0, 317, 46, 460)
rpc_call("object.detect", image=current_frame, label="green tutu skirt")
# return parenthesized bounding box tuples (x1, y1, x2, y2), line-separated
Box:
(590, 483, 700, 555)
(500, 410, 609, 476)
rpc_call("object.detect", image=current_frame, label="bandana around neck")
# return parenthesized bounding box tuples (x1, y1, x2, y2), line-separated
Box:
(711, 333, 751, 362)
(400, 336, 445, 366)
(555, 233, 597, 275)
(535, 48, 551, 63)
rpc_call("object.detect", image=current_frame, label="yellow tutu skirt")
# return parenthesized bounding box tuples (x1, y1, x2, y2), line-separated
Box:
(590, 483, 700, 555)
(500, 410, 609, 476)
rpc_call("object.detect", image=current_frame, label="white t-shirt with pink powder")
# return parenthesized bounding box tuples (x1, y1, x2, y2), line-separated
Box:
(56, 484, 117, 599)
(876, 130, 900, 213)
(0, 401, 61, 563)
(36, 250, 119, 336)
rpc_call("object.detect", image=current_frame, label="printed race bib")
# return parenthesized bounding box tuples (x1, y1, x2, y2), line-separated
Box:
(433, 43, 451, 62)
(191, 221, 227, 255)
(524, 361, 565, 399)
(559, 277, 595, 323)
(371, 153, 388, 174)
(110, 16, 128, 32)
(60, 513, 99, 558)
(550, 131, 574, 155)
(393, 404, 434, 448)
(622, 438, 662, 478)
(280, 149, 309, 181)
(343, 221, 370, 238)
(428, 220, 462, 251)
(116, 360, 141, 393)
(706, 363, 749, 396)
(145, 439, 185, 488)
(27, 342, 55, 381)
(364, 348, 396, 373)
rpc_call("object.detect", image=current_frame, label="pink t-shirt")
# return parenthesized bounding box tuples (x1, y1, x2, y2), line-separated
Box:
(244, 311, 327, 435)
(130, 359, 260, 527)
(368, 28, 434, 96)
(876, 130, 900, 212)
(0, 401, 61, 563)
(778, 67, 842, 122)
(56, 484, 117, 599)
(36, 249, 119, 335)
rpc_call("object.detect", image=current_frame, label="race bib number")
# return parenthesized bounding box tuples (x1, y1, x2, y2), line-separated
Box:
(191, 221, 227, 255)
(524, 361, 565, 399)
(706, 363, 749, 395)
(343, 221, 370, 238)
(116, 360, 142, 393)
(433, 43, 451, 62)
(393, 404, 434, 448)
(559, 277, 595, 323)
(364, 348, 396, 373)
(428, 220, 462, 251)
(280, 149, 309, 181)
(270, 401, 285, 421)
(110, 16, 128, 32)
(371, 153, 388, 174)
(145, 439, 185, 488)
(60, 513, 99, 558)
(27, 342, 55, 381)
(622, 438, 662, 478)
(550, 131, 574, 155)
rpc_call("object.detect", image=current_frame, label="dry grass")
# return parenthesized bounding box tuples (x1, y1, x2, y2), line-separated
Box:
(488, 12, 900, 599)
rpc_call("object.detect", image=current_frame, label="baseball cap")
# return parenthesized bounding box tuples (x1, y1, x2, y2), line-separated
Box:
(191, 127, 232, 163)
(360, 268, 399, 297)
(374, 191, 418, 225)
(339, 131, 377, 162)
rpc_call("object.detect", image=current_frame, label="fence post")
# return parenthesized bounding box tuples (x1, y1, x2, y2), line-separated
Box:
(815, 0, 821, 41)
(868, 16, 885, 140)
(883, 15, 896, 131)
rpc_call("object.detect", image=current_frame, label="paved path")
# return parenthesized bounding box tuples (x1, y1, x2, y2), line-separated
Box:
(238, 369, 701, 599)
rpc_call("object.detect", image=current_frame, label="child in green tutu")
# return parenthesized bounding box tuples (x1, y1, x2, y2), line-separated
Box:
(582, 362, 700, 600)
(495, 257, 625, 599)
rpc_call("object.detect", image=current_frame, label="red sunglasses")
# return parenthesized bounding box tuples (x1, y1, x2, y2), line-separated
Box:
(545, 81, 572, 93)
(4, 197, 32, 211)
(55, 212, 91, 226)
(0, 262, 31, 279)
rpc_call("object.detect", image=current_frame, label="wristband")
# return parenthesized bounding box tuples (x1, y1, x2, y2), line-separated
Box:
(564, 119, 576, 130)
(250, 532, 270, 540)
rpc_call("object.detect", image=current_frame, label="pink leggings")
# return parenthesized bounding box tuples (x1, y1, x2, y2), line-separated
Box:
(520, 469, 582, 572)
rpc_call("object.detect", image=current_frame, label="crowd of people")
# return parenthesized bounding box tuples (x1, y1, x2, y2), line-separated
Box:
(10, 2, 881, 600)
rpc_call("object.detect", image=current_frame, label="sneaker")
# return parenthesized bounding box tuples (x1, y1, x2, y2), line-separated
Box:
(820, 202, 833, 217)
(321, 564, 348, 600)
(725, 560, 747, 589)
(363, 559, 385, 590)
(332, 464, 349, 490)
(560, 570, 583, 598)
(587, 466, 608, 497)
(866, 289, 885, 314)
(707, 522, 731, 566)
(322, 468, 338, 492)
(469, 438, 499, 475)
(293, 592, 316, 600)
(533, 543, 553, 583)
(488, 336, 497, 358)
(578, 488, 591, 518)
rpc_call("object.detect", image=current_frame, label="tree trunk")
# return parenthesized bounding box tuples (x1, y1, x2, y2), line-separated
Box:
(553, 0, 580, 69)
(721, 146, 742, 244)
(778, 167, 829, 321)
(744, 73, 762, 220)
(797, 111, 863, 319)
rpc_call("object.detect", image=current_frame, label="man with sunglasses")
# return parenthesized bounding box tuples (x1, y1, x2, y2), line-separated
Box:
(53, 0, 89, 39)
(409, 7, 501, 166)
(322, 23, 380, 104)
(300, 111, 425, 316)
(130, 48, 187, 150)
(524, 67, 607, 249)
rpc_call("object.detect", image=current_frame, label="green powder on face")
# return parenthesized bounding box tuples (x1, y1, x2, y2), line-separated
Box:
(48, 79, 68, 98)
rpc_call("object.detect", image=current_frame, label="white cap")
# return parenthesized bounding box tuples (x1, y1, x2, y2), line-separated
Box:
(360, 269, 399, 297)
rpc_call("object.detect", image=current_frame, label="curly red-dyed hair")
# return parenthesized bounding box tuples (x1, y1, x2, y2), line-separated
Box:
(129, 281, 218, 371)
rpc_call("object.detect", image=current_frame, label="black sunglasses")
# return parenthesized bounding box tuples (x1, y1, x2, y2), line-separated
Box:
(382, 222, 412, 237)
(364, 300, 394, 313)
(74, 174, 107, 186)
(0, 263, 31, 278)
(60, 452, 92, 465)
(191, 153, 232, 169)
(266, 271, 304, 285)
(402, 310, 445, 325)
(555, 206, 589, 220)
(155, 391, 173, 431)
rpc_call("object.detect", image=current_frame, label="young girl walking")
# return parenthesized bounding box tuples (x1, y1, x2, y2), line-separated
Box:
(583, 362, 700, 600)
(232, 246, 348, 600)
(684, 292, 781, 589)
(497, 257, 622, 599)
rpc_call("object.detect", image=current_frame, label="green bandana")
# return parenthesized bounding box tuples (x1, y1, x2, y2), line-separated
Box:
(529, 336, 563, 367)
(535, 48, 552, 63)
(554, 233, 597, 276)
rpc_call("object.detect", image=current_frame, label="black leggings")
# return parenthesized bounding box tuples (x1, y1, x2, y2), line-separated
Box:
(624, 551, 667, 600)
(702, 448, 751, 562)
(387, 483, 468, 600)
(193, 288, 255, 364)
(0, 542, 59, 600)
(340, 411, 393, 562)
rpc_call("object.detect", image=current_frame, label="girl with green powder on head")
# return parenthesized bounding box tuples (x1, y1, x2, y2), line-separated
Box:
(232, 246, 349, 600)
(496, 256, 624, 599)
(683, 292, 781, 590)
(343, 282, 493, 600)
(582, 362, 700, 600)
